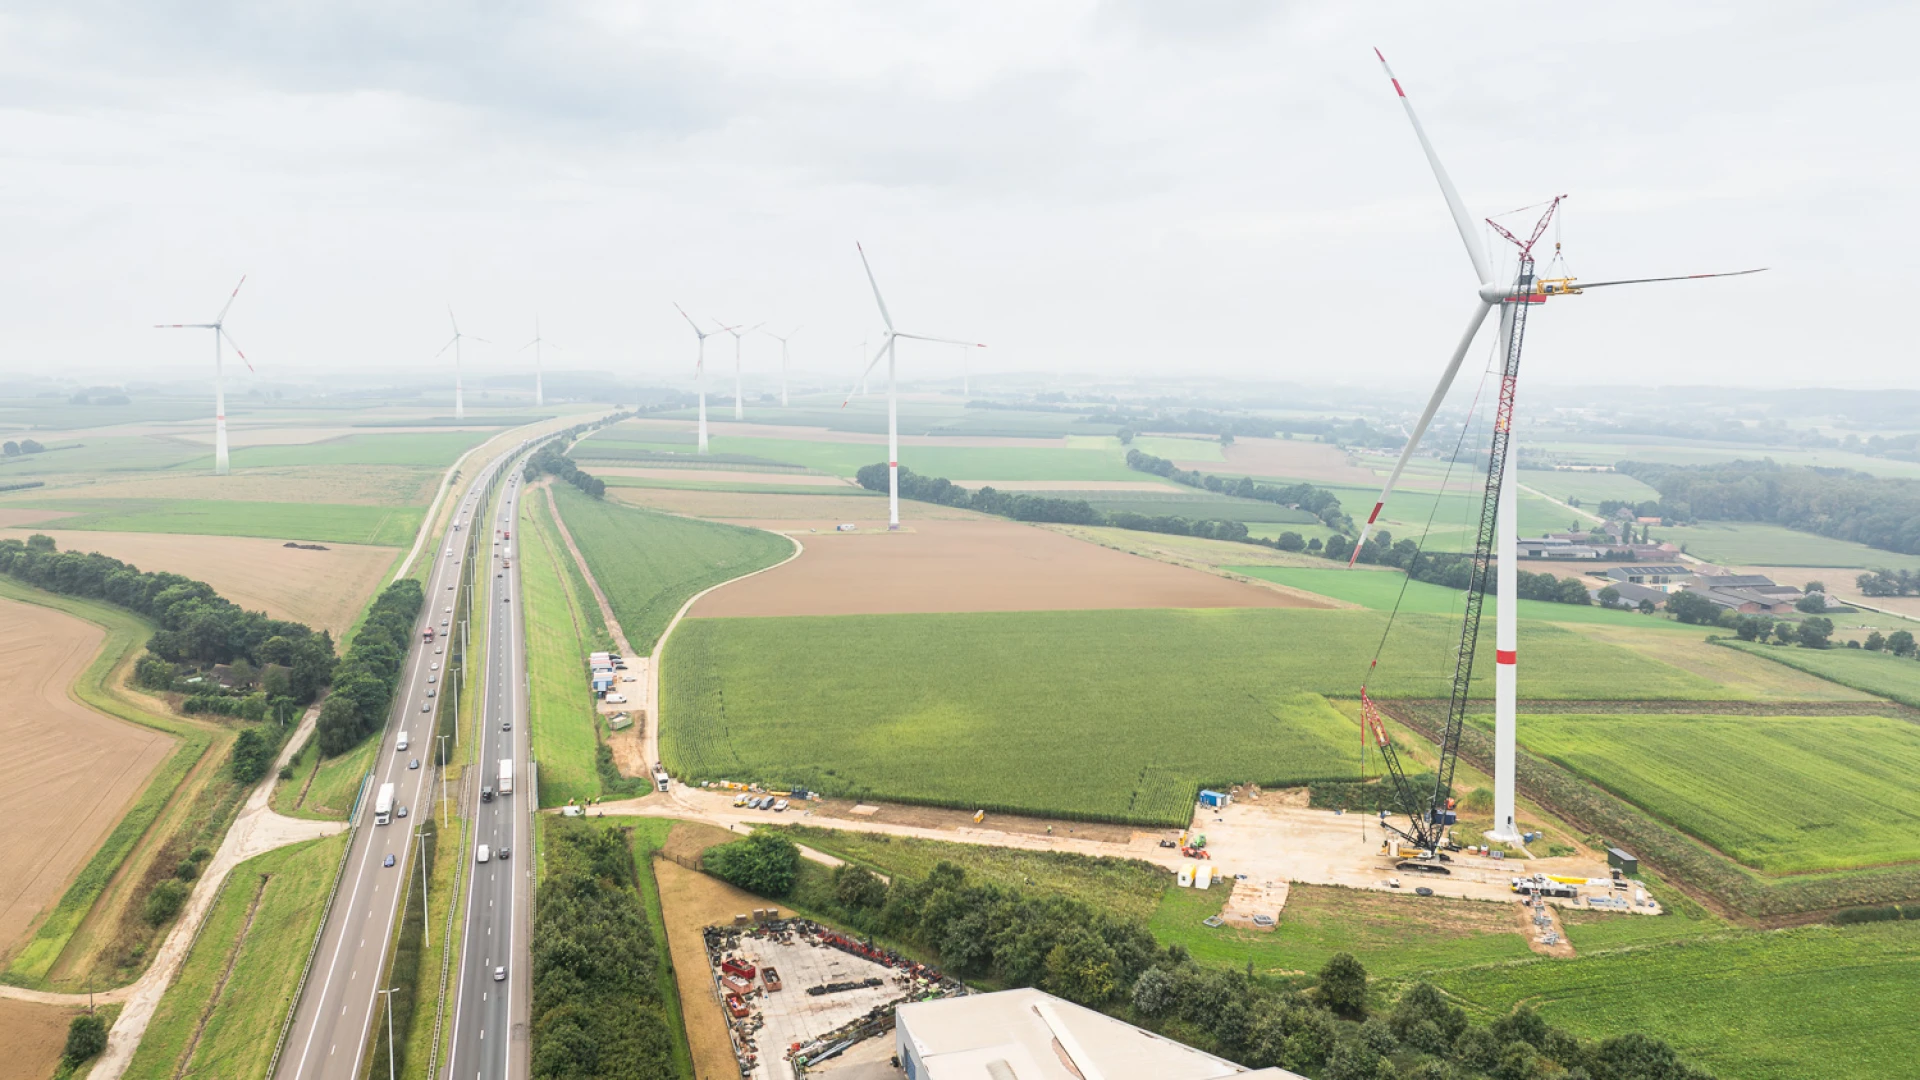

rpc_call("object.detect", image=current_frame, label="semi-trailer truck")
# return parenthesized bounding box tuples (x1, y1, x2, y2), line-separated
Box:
(375, 782, 396, 825)
(499, 758, 514, 794)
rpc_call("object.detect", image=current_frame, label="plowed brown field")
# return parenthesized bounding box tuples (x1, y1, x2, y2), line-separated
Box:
(1197, 437, 1384, 486)
(0, 600, 175, 955)
(690, 519, 1333, 617)
(19, 530, 394, 638)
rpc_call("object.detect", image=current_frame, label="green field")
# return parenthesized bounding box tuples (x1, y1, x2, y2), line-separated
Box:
(1515, 468, 1662, 506)
(6, 497, 422, 546)
(123, 833, 347, 1080)
(1511, 712, 1920, 873)
(1129, 435, 1226, 462)
(1433, 921, 1920, 1080)
(662, 607, 1731, 824)
(579, 434, 1140, 482)
(1725, 641, 1920, 708)
(1231, 565, 1692, 627)
(1656, 520, 1920, 569)
(203, 430, 496, 469)
(521, 492, 606, 807)
(551, 484, 791, 652)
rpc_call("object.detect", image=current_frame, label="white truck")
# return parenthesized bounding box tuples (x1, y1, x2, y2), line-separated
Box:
(374, 782, 396, 826)
(499, 758, 514, 795)
(397, 731, 409, 752)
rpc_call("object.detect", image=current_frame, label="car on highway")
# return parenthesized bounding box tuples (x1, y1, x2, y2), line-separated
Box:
(481, 786, 494, 802)
(435, 644, 444, 654)
(409, 757, 420, 770)
(428, 674, 437, 683)
(421, 701, 431, 712)
(503, 595, 510, 602)
(498, 847, 511, 860)
(431, 662, 439, 670)
(398, 805, 408, 818)
(426, 687, 436, 697)
(493, 966, 506, 982)
(384, 854, 396, 868)
(476, 844, 491, 863)
(502, 721, 511, 731)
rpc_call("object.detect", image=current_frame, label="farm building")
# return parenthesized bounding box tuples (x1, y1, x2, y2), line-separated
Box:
(1605, 565, 1693, 592)
(1518, 536, 1602, 560)
(894, 988, 1302, 1080)
(1679, 573, 1806, 614)
(1595, 581, 1667, 610)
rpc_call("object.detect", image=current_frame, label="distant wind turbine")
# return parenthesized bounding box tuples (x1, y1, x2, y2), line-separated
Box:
(716, 319, 765, 420)
(674, 304, 729, 453)
(846, 244, 985, 530)
(520, 318, 560, 407)
(761, 326, 800, 407)
(435, 308, 488, 420)
(156, 275, 253, 476)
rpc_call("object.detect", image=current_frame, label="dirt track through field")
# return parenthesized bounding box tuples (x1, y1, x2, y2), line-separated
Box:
(0, 600, 175, 957)
(18, 529, 396, 638)
(690, 519, 1333, 617)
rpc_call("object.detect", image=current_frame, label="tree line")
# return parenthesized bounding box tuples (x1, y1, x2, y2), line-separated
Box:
(530, 822, 675, 1079)
(1621, 459, 1920, 556)
(854, 463, 1254, 542)
(719, 831, 1714, 1080)
(314, 578, 423, 755)
(1125, 449, 1354, 531)
(3, 438, 46, 455)
(527, 443, 605, 498)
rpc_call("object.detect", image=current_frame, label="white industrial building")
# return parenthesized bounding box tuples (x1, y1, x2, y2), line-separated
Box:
(893, 988, 1302, 1080)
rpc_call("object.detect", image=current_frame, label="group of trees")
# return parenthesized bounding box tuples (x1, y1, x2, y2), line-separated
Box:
(1125, 449, 1354, 531)
(1083, 407, 1405, 448)
(1315, 530, 1595, 607)
(314, 578, 423, 756)
(771, 846, 1712, 1079)
(1731, 613, 1834, 649)
(530, 824, 675, 1079)
(1622, 459, 1920, 557)
(3, 438, 45, 455)
(526, 443, 606, 498)
(1857, 568, 1920, 597)
(854, 464, 1253, 541)
(0, 535, 337, 698)
(1865, 629, 1917, 656)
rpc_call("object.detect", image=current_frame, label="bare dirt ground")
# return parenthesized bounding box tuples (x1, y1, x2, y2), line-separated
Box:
(0, 507, 77, 528)
(32, 464, 439, 506)
(689, 519, 1328, 618)
(20, 530, 397, 638)
(0, 601, 176, 959)
(1196, 438, 1384, 486)
(596, 467, 859, 488)
(0, 997, 82, 1078)
(653, 859, 771, 1080)
(806, 798, 1137, 844)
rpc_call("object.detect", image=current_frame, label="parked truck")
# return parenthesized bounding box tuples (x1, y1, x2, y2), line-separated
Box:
(499, 758, 514, 794)
(375, 782, 396, 825)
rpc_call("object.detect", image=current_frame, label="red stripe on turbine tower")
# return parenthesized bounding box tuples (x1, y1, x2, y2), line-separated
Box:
(1496, 649, 1516, 664)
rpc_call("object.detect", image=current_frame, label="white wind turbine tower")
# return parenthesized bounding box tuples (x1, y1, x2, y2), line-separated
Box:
(761, 326, 800, 407)
(157, 275, 253, 477)
(716, 319, 765, 420)
(846, 243, 985, 530)
(435, 308, 487, 421)
(674, 304, 731, 454)
(1355, 50, 1763, 846)
(520, 318, 560, 407)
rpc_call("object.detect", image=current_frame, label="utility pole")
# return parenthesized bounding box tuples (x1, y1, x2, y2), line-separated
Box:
(438, 734, 451, 823)
(417, 824, 431, 948)
(376, 986, 399, 1080)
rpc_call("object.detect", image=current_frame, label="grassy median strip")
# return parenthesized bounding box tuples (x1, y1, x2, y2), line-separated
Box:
(521, 491, 604, 807)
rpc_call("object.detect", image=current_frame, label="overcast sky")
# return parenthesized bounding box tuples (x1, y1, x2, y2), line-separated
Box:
(4, 1, 1913, 395)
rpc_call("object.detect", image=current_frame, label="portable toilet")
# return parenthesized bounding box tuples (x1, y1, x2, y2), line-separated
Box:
(1199, 789, 1228, 809)
(1195, 864, 1214, 889)
(1177, 865, 1195, 888)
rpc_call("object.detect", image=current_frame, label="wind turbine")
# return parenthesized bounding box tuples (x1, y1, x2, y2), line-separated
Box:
(716, 319, 765, 420)
(674, 304, 729, 453)
(1356, 50, 1764, 846)
(520, 318, 559, 407)
(156, 275, 253, 476)
(761, 326, 800, 407)
(846, 244, 986, 530)
(435, 308, 488, 421)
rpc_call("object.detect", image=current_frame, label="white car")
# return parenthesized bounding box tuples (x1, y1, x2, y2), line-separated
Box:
(476, 844, 491, 863)
(493, 966, 506, 981)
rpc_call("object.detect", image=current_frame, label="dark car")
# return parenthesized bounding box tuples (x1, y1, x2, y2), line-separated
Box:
(383, 853, 396, 868)
(408, 758, 420, 770)
(498, 848, 511, 861)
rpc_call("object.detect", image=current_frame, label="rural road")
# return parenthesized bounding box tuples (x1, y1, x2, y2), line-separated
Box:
(274, 444, 526, 1080)
(445, 464, 536, 1080)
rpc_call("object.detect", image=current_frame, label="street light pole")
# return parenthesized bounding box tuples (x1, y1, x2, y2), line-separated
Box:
(438, 734, 451, 823)
(417, 824, 431, 948)
(376, 985, 399, 1080)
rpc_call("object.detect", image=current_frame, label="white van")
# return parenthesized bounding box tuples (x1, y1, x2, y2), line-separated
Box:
(604, 693, 628, 704)
(476, 844, 491, 863)
(397, 731, 410, 751)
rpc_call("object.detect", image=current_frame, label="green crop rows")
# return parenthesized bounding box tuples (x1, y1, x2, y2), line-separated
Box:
(1233, 565, 1700, 628)
(1512, 712, 1920, 873)
(1725, 640, 1920, 707)
(550, 484, 791, 653)
(662, 607, 1732, 824)
(5, 497, 422, 546)
(1433, 921, 1920, 1080)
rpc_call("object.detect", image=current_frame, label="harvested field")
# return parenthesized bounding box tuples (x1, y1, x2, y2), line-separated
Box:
(609, 485, 973, 522)
(652, 858, 766, 1080)
(0, 599, 175, 956)
(1568, 624, 1876, 702)
(1201, 437, 1384, 486)
(594, 466, 857, 487)
(31, 464, 440, 506)
(691, 519, 1329, 618)
(0, 998, 85, 1080)
(20, 530, 395, 638)
(1048, 524, 1331, 571)
(606, 418, 1068, 448)
(0, 507, 75, 528)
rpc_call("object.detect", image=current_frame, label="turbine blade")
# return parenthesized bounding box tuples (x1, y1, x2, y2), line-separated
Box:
(448, 304, 460, 335)
(841, 336, 892, 407)
(893, 332, 985, 348)
(155, 323, 215, 329)
(1374, 49, 1492, 286)
(220, 328, 255, 373)
(434, 335, 459, 358)
(856, 243, 895, 332)
(673, 302, 706, 336)
(468, 336, 492, 345)
(1571, 268, 1769, 290)
(1349, 299, 1494, 566)
(215, 274, 247, 324)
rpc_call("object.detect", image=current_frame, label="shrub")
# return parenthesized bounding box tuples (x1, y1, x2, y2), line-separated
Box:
(703, 829, 799, 897)
(64, 1013, 107, 1064)
(143, 879, 188, 926)
(1315, 952, 1369, 1017)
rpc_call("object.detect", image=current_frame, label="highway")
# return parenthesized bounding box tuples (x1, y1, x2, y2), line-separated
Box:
(273, 446, 524, 1080)
(445, 467, 534, 1080)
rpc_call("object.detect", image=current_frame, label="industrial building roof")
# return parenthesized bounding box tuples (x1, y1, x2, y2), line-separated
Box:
(895, 988, 1301, 1080)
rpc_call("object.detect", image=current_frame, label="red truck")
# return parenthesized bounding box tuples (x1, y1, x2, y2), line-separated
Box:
(422, 625, 436, 642)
